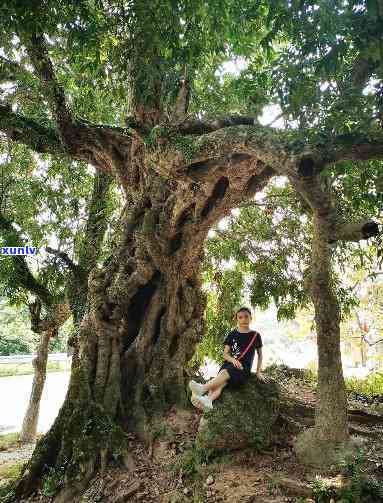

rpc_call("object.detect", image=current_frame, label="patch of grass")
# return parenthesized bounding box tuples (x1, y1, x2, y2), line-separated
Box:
(345, 371, 383, 398)
(0, 433, 20, 451)
(0, 432, 43, 452)
(310, 477, 337, 502)
(0, 461, 24, 481)
(266, 477, 279, 496)
(0, 460, 25, 502)
(0, 360, 70, 377)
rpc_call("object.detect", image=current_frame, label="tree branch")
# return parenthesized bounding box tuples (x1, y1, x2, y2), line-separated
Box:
(177, 115, 258, 135)
(12, 31, 130, 172)
(326, 137, 383, 164)
(0, 104, 64, 155)
(77, 170, 113, 274)
(330, 220, 380, 242)
(0, 104, 127, 173)
(0, 213, 53, 306)
(21, 32, 73, 133)
(45, 247, 79, 273)
(173, 125, 383, 175)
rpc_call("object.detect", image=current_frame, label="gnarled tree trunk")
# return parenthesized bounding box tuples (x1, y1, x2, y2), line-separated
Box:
(14, 147, 273, 501)
(1, 7, 381, 498)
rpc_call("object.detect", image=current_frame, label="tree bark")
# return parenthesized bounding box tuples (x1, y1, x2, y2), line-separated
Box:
(20, 329, 53, 443)
(1, 16, 381, 495)
(310, 211, 349, 443)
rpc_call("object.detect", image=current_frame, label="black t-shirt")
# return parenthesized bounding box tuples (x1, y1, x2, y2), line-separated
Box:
(223, 329, 263, 372)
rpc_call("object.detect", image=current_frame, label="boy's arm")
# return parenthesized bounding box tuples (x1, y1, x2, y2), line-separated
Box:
(256, 347, 263, 375)
(223, 344, 234, 363)
(224, 344, 242, 369)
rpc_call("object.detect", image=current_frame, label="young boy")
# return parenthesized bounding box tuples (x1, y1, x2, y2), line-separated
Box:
(189, 306, 264, 411)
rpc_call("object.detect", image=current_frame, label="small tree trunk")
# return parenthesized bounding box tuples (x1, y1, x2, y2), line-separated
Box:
(19, 329, 52, 443)
(310, 212, 348, 442)
(360, 335, 367, 367)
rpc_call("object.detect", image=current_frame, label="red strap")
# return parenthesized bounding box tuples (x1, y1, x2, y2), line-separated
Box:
(237, 331, 258, 361)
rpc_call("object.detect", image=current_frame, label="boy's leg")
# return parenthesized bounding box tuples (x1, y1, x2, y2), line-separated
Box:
(202, 369, 230, 392)
(208, 381, 227, 401)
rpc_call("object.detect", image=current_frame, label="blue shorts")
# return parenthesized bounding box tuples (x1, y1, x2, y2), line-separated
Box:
(218, 361, 251, 388)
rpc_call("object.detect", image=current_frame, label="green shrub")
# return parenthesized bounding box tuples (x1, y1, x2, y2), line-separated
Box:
(345, 372, 383, 398)
(0, 432, 20, 451)
(336, 448, 383, 503)
(0, 461, 25, 502)
(0, 336, 31, 356)
(310, 477, 337, 502)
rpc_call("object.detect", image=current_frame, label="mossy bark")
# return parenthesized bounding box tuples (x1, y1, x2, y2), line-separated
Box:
(196, 375, 281, 454)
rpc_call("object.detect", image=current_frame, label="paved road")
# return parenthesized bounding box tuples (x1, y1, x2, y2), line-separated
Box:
(0, 371, 70, 435)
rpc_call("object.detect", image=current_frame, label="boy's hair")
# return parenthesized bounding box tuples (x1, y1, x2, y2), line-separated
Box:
(235, 306, 252, 318)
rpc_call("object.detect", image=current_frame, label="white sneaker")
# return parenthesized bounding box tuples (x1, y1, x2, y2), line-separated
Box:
(188, 380, 206, 396)
(190, 393, 213, 412)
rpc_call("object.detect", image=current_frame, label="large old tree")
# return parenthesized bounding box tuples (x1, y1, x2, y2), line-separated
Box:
(0, 0, 382, 499)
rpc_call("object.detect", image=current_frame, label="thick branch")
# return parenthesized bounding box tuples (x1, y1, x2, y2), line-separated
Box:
(10, 31, 130, 172)
(28, 297, 71, 334)
(324, 137, 383, 164)
(147, 125, 286, 186)
(290, 154, 382, 246)
(0, 104, 64, 155)
(177, 115, 258, 135)
(330, 220, 380, 242)
(77, 170, 113, 274)
(0, 105, 128, 173)
(170, 126, 383, 177)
